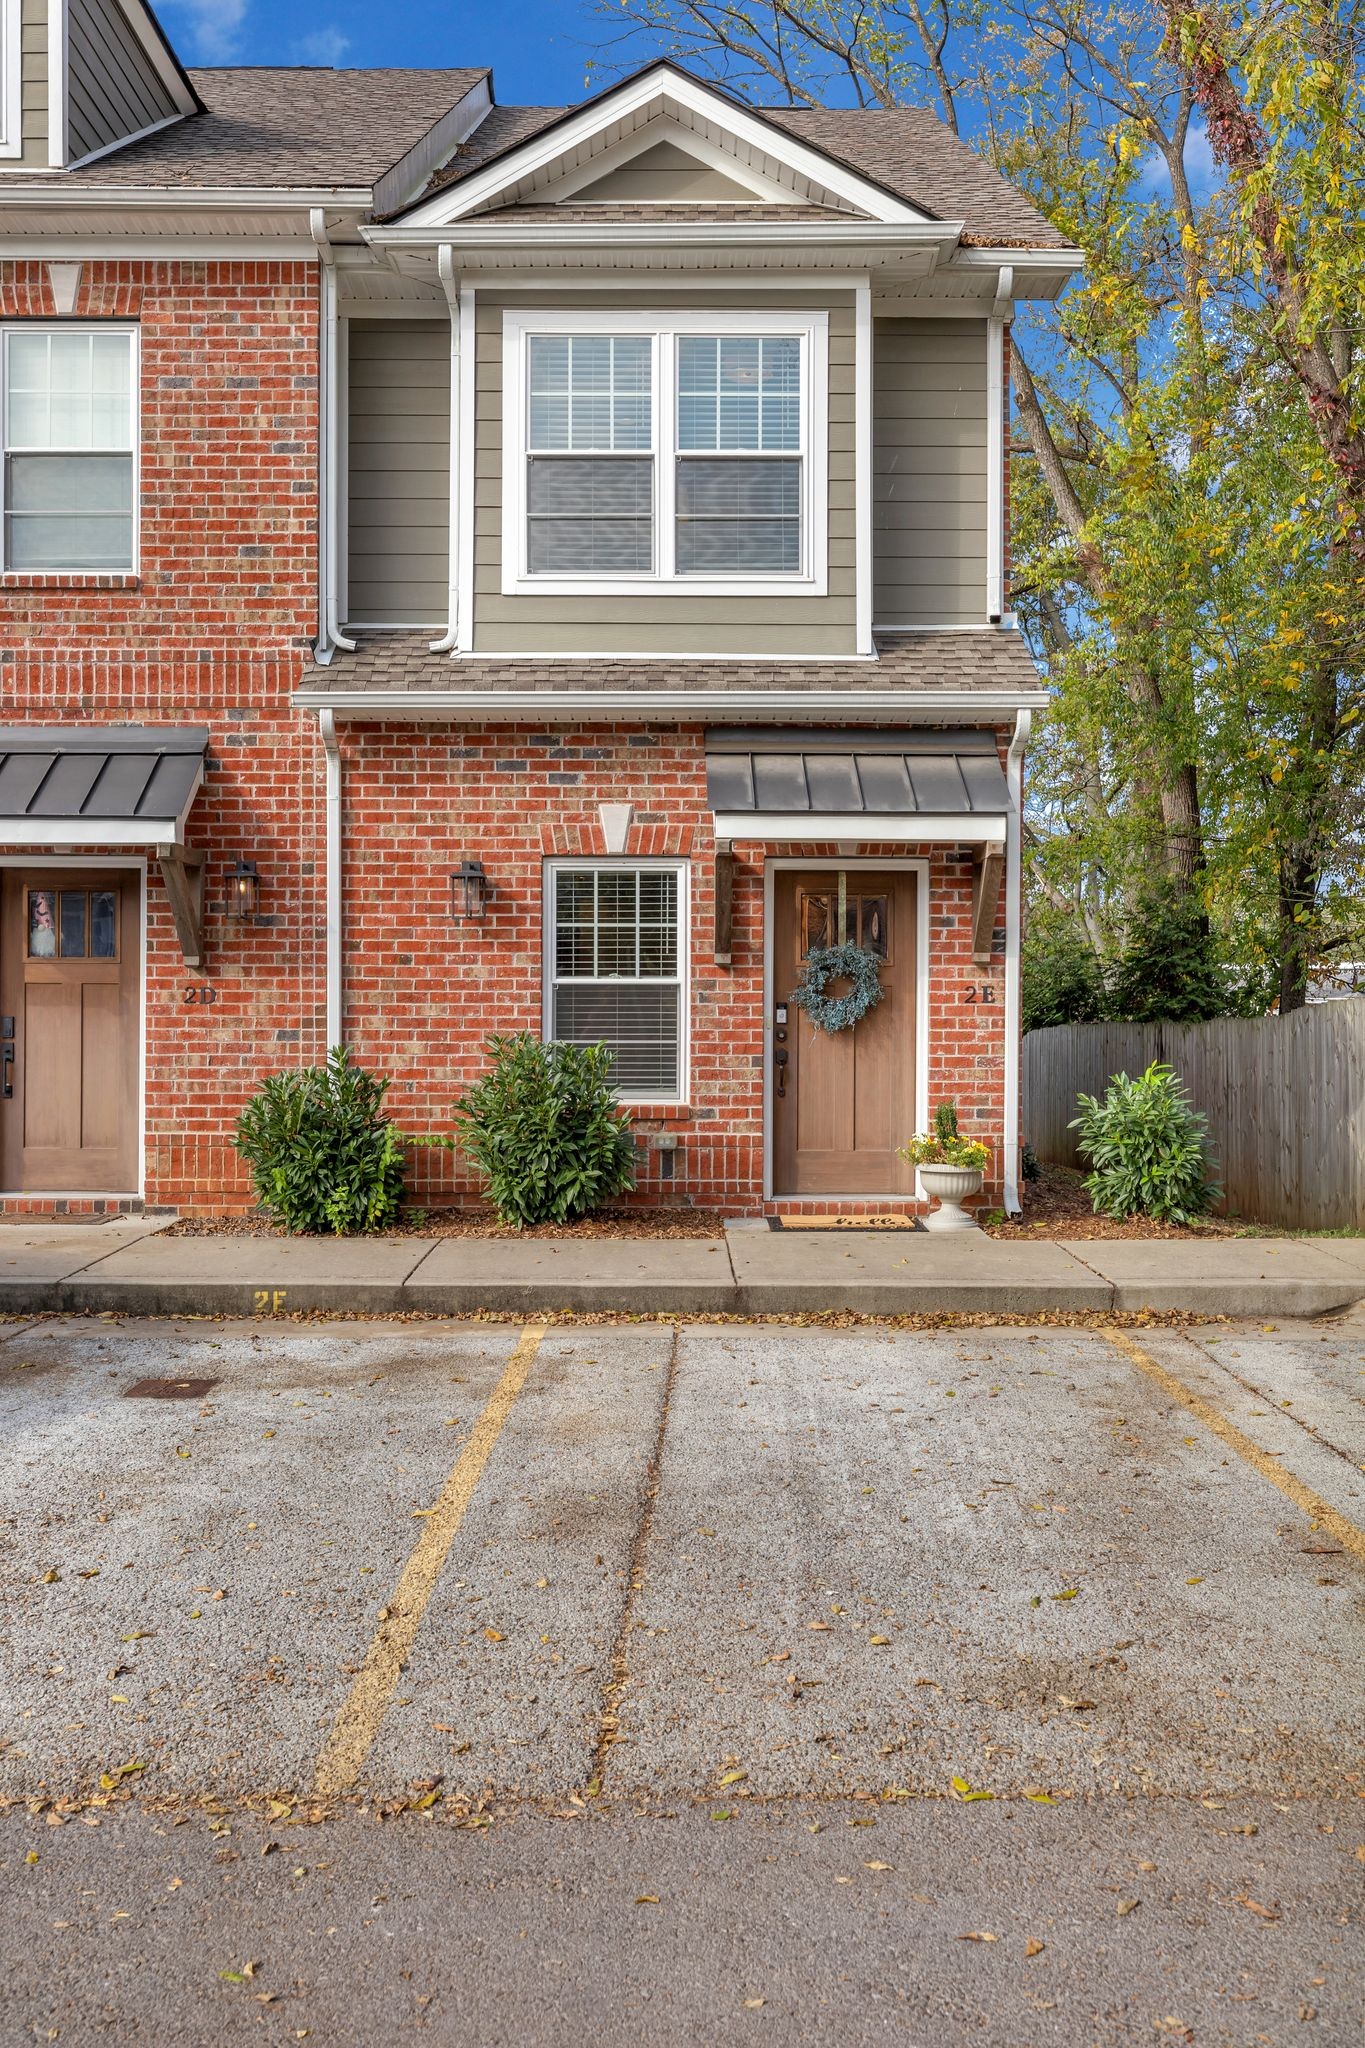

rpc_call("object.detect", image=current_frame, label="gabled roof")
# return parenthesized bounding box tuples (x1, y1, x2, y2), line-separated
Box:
(19, 66, 489, 190)
(408, 61, 1066, 249)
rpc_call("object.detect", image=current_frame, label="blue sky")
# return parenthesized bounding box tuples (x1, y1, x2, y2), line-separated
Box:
(161, 1, 614, 105)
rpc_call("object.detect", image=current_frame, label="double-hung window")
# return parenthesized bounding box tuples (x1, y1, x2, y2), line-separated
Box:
(2, 327, 137, 572)
(546, 861, 687, 1104)
(505, 310, 827, 596)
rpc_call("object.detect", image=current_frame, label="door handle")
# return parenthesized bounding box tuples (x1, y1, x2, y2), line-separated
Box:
(2, 1045, 13, 1100)
(774, 1045, 789, 1099)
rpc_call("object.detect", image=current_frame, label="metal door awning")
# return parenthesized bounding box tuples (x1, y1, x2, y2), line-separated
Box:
(0, 727, 208, 847)
(705, 726, 1011, 843)
(0, 727, 210, 968)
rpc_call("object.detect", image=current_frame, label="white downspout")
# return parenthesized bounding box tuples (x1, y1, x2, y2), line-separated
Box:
(1002, 706, 1031, 1217)
(310, 209, 356, 663)
(430, 244, 462, 653)
(985, 265, 1012, 627)
(318, 709, 343, 1051)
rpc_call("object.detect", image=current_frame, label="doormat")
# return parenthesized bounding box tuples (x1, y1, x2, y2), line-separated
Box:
(769, 1214, 920, 1231)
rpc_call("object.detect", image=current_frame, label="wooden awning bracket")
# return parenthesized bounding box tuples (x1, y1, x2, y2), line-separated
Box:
(157, 844, 206, 970)
(971, 845, 1004, 966)
(713, 841, 734, 965)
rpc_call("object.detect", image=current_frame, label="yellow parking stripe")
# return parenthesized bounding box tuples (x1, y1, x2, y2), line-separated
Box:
(313, 1324, 544, 1799)
(1103, 1326, 1365, 1567)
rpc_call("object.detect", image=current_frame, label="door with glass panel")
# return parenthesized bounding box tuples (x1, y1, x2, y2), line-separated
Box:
(773, 870, 916, 1196)
(0, 872, 140, 1191)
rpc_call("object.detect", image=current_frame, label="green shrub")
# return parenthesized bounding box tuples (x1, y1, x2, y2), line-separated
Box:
(234, 1046, 406, 1235)
(454, 1033, 635, 1229)
(1070, 1061, 1220, 1224)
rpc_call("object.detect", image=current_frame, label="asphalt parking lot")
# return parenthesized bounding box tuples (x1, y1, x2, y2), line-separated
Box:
(2, 1310, 1362, 2045)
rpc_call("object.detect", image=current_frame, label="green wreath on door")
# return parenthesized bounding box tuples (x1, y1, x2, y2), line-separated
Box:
(790, 942, 885, 1033)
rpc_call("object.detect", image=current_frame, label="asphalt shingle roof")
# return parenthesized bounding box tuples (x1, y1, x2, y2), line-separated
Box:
(9, 59, 1067, 249)
(296, 631, 1046, 701)
(32, 66, 488, 189)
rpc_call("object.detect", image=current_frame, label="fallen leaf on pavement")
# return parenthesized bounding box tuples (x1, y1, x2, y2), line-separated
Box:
(1116, 1898, 1140, 1917)
(1025, 1939, 1045, 1957)
(1235, 1895, 1281, 1921)
(956, 1931, 998, 1942)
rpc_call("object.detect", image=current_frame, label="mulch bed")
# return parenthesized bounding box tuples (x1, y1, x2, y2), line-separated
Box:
(984, 1161, 1240, 1240)
(162, 1206, 728, 1242)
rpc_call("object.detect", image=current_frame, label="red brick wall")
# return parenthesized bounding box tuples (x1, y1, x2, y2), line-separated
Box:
(0, 258, 1012, 1217)
(340, 722, 1008, 1215)
(0, 260, 323, 1211)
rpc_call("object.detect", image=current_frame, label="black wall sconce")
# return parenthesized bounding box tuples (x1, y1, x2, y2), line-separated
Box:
(451, 859, 491, 922)
(227, 857, 261, 921)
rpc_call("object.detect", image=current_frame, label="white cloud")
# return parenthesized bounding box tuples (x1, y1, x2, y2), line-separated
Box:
(292, 27, 351, 65)
(165, 1, 250, 65)
(1138, 117, 1221, 202)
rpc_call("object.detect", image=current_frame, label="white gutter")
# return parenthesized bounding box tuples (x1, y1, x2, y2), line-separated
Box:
(0, 186, 375, 207)
(366, 221, 962, 253)
(1002, 707, 1031, 1217)
(318, 709, 343, 1050)
(310, 209, 355, 663)
(292, 688, 1050, 719)
(429, 244, 461, 653)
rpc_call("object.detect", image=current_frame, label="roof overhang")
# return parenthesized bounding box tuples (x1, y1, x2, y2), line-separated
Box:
(0, 727, 207, 848)
(395, 60, 938, 229)
(294, 689, 1045, 723)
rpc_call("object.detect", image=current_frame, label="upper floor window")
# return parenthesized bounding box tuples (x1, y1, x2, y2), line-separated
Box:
(503, 310, 827, 598)
(2, 327, 137, 572)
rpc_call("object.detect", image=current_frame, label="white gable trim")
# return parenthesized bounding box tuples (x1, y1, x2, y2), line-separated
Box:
(399, 65, 930, 229)
(534, 114, 838, 211)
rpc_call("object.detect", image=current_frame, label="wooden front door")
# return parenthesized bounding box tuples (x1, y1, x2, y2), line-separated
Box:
(773, 869, 917, 1197)
(0, 871, 141, 1193)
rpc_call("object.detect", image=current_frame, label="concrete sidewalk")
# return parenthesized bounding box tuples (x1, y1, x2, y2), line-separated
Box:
(1, 1216, 1363, 1318)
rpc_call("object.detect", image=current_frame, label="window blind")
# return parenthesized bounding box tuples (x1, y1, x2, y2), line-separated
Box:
(3, 330, 135, 571)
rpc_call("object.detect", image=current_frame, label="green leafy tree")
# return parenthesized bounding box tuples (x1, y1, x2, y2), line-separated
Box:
(593, 0, 1365, 1010)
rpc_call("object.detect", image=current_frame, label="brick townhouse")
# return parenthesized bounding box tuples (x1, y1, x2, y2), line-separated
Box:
(0, 0, 1079, 1217)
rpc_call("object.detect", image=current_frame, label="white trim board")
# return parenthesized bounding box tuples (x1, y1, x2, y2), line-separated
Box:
(762, 855, 930, 1203)
(713, 813, 1007, 844)
(398, 64, 934, 230)
(0, 0, 20, 161)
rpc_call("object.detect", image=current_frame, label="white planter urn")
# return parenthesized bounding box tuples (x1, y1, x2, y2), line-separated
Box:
(918, 1163, 984, 1232)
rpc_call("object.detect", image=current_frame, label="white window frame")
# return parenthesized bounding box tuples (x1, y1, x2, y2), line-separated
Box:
(0, 323, 140, 575)
(502, 308, 828, 599)
(0, 0, 20, 161)
(542, 856, 691, 1108)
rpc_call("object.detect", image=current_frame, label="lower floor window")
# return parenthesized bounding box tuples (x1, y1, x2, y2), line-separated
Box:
(546, 861, 686, 1101)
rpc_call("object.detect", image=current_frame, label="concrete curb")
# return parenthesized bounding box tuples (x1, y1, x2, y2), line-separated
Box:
(1, 1270, 1363, 1320)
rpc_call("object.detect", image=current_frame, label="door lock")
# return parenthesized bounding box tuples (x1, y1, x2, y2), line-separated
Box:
(1, 1015, 12, 1100)
(774, 1045, 789, 1098)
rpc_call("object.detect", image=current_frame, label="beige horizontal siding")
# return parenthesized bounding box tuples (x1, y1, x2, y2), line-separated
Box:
(346, 320, 450, 627)
(874, 317, 990, 629)
(19, 0, 47, 166)
(571, 139, 758, 204)
(472, 288, 858, 657)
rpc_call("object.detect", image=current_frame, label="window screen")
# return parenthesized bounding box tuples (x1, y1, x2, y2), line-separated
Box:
(676, 334, 802, 574)
(550, 867, 683, 1098)
(4, 330, 135, 571)
(526, 334, 653, 575)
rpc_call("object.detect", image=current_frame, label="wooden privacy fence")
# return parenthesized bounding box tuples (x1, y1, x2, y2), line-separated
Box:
(1022, 1003, 1365, 1231)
